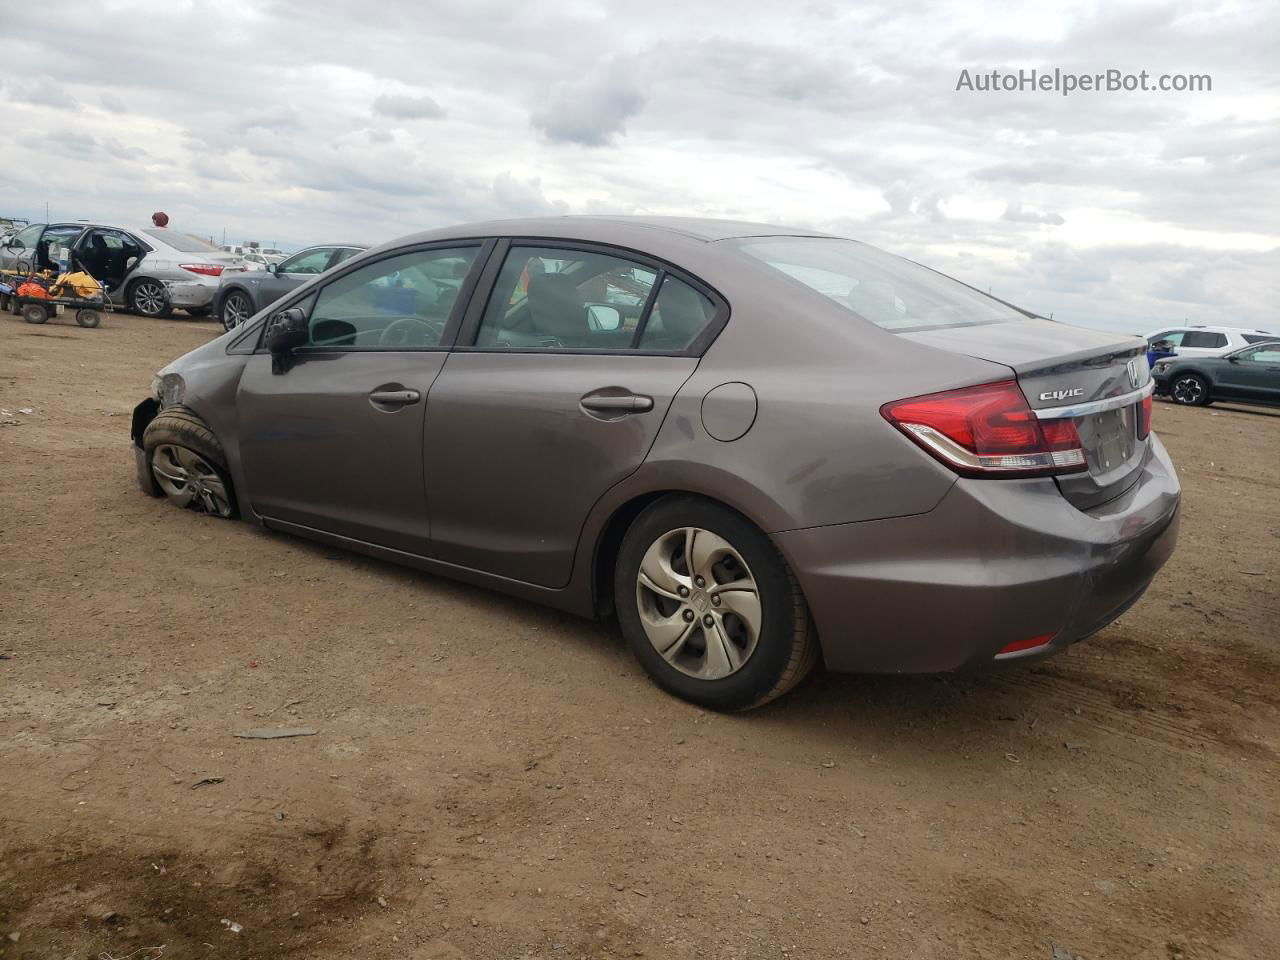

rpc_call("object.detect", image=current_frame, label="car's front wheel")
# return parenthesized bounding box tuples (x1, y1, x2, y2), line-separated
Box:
(219, 289, 253, 331)
(615, 496, 818, 711)
(142, 407, 236, 518)
(1170, 373, 1211, 406)
(128, 278, 172, 318)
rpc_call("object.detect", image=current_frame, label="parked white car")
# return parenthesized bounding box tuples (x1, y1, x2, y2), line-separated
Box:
(1144, 325, 1277, 358)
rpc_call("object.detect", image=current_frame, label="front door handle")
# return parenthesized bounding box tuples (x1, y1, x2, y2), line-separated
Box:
(369, 388, 421, 407)
(580, 394, 654, 413)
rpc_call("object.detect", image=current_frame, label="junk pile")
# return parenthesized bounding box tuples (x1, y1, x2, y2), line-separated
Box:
(1, 266, 107, 329)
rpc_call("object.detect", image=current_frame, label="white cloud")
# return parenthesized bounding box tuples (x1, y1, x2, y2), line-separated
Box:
(372, 93, 446, 120)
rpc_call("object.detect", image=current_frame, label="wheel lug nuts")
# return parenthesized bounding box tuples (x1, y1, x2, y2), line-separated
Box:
(678, 586, 690, 598)
(682, 609, 695, 622)
(711, 595, 721, 606)
(703, 614, 714, 626)
(694, 575, 705, 588)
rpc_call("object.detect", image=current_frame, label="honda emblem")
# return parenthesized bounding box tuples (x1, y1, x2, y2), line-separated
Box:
(1126, 359, 1141, 389)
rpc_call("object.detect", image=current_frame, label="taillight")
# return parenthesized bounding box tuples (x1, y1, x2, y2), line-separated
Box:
(1137, 392, 1152, 439)
(881, 380, 1087, 477)
(180, 263, 223, 277)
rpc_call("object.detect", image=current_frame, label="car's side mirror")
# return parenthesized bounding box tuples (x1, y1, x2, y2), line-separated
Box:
(266, 262, 279, 275)
(1227, 355, 1240, 363)
(5, 239, 21, 250)
(263, 307, 309, 355)
(586, 303, 623, 332)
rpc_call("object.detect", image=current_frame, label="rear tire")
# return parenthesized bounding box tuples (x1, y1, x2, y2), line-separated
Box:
(76, 309, 101, 328)
(128, 278, 172, 318)
(22, 303, 49, 324)
(1170, 373, 1211, 406)
(615, 495, 818, 711)
(142, 406, 236, 518)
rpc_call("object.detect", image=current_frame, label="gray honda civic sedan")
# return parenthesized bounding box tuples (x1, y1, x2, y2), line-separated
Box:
(130, 216, 1180, 710)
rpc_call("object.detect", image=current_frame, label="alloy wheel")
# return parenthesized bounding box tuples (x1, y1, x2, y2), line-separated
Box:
(1171, 376, 1203, 405)
(223, 291, 252, 329)
(132, 280, 167, 317)
(635, 527, 761, 680)
(150, 444, 233, 517)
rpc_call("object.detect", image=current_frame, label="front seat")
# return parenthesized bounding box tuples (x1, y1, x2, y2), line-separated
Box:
(528, 273, 587, 345)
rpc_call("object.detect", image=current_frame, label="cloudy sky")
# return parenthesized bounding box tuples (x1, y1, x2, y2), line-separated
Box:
(2, 0, 1276, 333)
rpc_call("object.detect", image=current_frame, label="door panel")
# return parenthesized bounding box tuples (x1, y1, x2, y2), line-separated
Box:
(235, 242, 485, 552)
(423, 353, 698, 587)
(1217, 348, 1280, 402)
(237, 351, 446, 553)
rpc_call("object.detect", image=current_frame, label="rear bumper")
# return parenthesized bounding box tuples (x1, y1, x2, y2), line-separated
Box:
(162, 278, 218, 308)
(776, 433, 1181, 674)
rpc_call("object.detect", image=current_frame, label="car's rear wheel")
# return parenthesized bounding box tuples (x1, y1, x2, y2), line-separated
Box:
(128, 278, 172, 318)
(615, 496, 818, 711)
(220, 289, 253, 331)
(142, 407, 236, 518)
(1170, 373, 1211, 406)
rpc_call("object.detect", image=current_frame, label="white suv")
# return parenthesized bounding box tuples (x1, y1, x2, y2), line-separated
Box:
(1145, 325, 1278, 358)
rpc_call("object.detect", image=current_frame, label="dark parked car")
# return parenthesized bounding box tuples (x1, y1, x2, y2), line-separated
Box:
(214, 243, 365, 330)
(1153, 341, 1280, 407)
(131, 217, 1180, 710)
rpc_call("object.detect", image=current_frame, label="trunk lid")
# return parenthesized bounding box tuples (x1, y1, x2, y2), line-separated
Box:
(901, 318, 1151, 509)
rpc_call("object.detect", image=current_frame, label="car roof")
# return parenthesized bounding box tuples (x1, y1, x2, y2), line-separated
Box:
(1147, 324, 1274, 335)
(394, 214, 832, 247)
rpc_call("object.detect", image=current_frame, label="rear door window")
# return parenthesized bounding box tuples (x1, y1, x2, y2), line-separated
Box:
(1182, 331, 1228, 348)
(473, 244, 719, 352)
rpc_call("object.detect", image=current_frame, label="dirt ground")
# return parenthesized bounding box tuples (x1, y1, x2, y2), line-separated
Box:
(1, 310, 1277, 960)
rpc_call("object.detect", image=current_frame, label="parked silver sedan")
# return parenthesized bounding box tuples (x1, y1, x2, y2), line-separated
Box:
(0, 221, 244, 318)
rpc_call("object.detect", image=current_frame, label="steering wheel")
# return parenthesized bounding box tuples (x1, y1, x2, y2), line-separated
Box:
(379, 316, 444, 347)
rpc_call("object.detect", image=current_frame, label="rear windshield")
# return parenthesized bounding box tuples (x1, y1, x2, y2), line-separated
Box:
(735, 236, 1028, 333)
(142, 229, 219, 253)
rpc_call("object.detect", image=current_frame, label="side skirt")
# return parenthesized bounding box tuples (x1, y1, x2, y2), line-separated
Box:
(262, 516, 596, 619)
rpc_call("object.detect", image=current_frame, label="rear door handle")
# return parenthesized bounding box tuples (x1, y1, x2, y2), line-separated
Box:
(580, 394, 654, 413)
(369, 389, 421, 407)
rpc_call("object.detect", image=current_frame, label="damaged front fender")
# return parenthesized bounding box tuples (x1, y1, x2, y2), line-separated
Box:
(131, 397, 163, 497)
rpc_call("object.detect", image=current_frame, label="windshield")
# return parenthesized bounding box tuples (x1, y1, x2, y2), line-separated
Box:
(143, 229, 219, 253)
(735, 236, 1029, 333)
